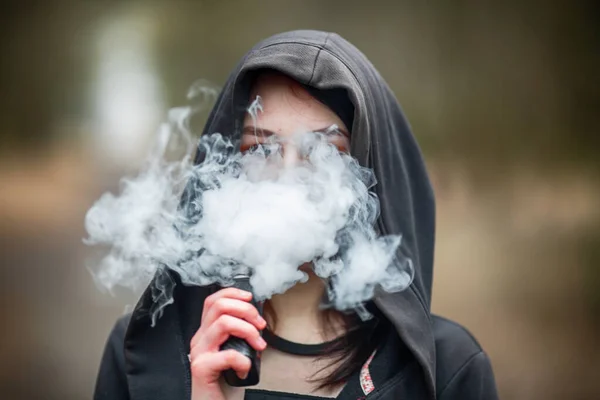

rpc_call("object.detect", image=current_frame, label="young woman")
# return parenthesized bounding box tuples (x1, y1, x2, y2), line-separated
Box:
(94, 30, 498, 400)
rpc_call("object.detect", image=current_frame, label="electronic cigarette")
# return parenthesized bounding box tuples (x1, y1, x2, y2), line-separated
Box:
(220, 274, 263, 386)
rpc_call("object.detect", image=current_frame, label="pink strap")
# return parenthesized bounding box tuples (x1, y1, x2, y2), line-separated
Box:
(359, 350, 377, 395)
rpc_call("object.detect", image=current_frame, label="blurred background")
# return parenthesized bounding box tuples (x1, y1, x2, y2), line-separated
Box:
(0, 1, 598, 399)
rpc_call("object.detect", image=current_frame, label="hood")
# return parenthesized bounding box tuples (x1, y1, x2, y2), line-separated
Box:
(125, 30, 436, 399)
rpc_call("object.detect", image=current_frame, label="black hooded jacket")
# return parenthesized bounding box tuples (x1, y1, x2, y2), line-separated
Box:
(94, 30, 498, 400)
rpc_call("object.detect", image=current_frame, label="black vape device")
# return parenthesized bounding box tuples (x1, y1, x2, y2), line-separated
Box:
(220, 274, 263, 387)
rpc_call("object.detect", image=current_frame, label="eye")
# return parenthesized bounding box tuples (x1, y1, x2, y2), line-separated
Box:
(312, 128, 350, 154)
(240, 142, 261, 154)
(240, 134, 264, 154)
(327, 134, 350, 154)
(240, 141, 283, 157)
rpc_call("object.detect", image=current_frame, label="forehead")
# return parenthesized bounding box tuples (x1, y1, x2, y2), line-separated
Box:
(246, 73, 345, 130)
(250, 74, 318, 109)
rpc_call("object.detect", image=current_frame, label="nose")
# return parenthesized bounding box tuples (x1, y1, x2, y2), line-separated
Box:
(281, 142, 300, 167)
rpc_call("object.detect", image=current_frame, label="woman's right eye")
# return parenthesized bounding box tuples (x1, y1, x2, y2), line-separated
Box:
(240, 139, 284, 156)
(240, 142, 261, 153)
(241, 142, 278, 156)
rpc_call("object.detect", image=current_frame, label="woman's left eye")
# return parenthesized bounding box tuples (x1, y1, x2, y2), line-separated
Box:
(312, 130, 350, 153)
(327, 136, 350, 153)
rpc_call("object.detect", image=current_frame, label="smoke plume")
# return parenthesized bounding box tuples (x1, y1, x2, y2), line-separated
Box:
(84, 90, 413, 322)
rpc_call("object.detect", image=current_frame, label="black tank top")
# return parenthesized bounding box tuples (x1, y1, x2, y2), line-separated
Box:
(245, 389, 334, 400)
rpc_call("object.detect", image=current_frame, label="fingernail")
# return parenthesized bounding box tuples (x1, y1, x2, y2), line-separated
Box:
(240, 372, 248, 380)
(257, 336, 267, 349)
(254, 315, 266, 327)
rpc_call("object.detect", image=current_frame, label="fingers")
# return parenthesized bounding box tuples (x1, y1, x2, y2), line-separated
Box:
(202, 297, 266, 330)
(192, 288, 265, 350)
(189, 287, 266, 388)
(191, 349, 252, 383)
(199, 315, 266, 353)
(202, 288, 252, 320)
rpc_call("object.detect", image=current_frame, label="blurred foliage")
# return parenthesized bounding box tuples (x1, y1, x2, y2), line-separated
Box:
(0, 0, 597, 175)
(579, 228, 600, 324)
(426, 1, 600, 171)
(0, 1, 94, 151)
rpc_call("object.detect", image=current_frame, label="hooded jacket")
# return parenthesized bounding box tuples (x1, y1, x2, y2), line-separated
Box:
(94, 30, 498, 400)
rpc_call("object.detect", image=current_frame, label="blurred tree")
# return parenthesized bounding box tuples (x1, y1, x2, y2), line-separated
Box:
(0, 1, 107, 155)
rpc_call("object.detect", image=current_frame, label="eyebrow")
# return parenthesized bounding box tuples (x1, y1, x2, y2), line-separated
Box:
(241, 125, 349, 138)
(242, 126, 275, 138)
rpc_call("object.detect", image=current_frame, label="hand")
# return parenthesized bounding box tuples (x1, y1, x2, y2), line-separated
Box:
(190, 288, 267, 400)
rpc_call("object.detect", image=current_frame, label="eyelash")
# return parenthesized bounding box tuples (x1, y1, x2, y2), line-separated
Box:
(240, 142, 272, 154)
(239, 138, 349, 155)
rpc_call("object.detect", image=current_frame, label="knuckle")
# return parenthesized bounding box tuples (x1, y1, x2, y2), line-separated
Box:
(249, 329, 259, 340)
(190, 359, 206, 377)
(204, 295, 216, 309)
(216, 315, 232, 330)
(224, 349, 239, 363)
(234, 301, 254, 318)
(214, 298, 228, 313)
(238, 300, 251, 312)
(246, 304, 258, 318)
